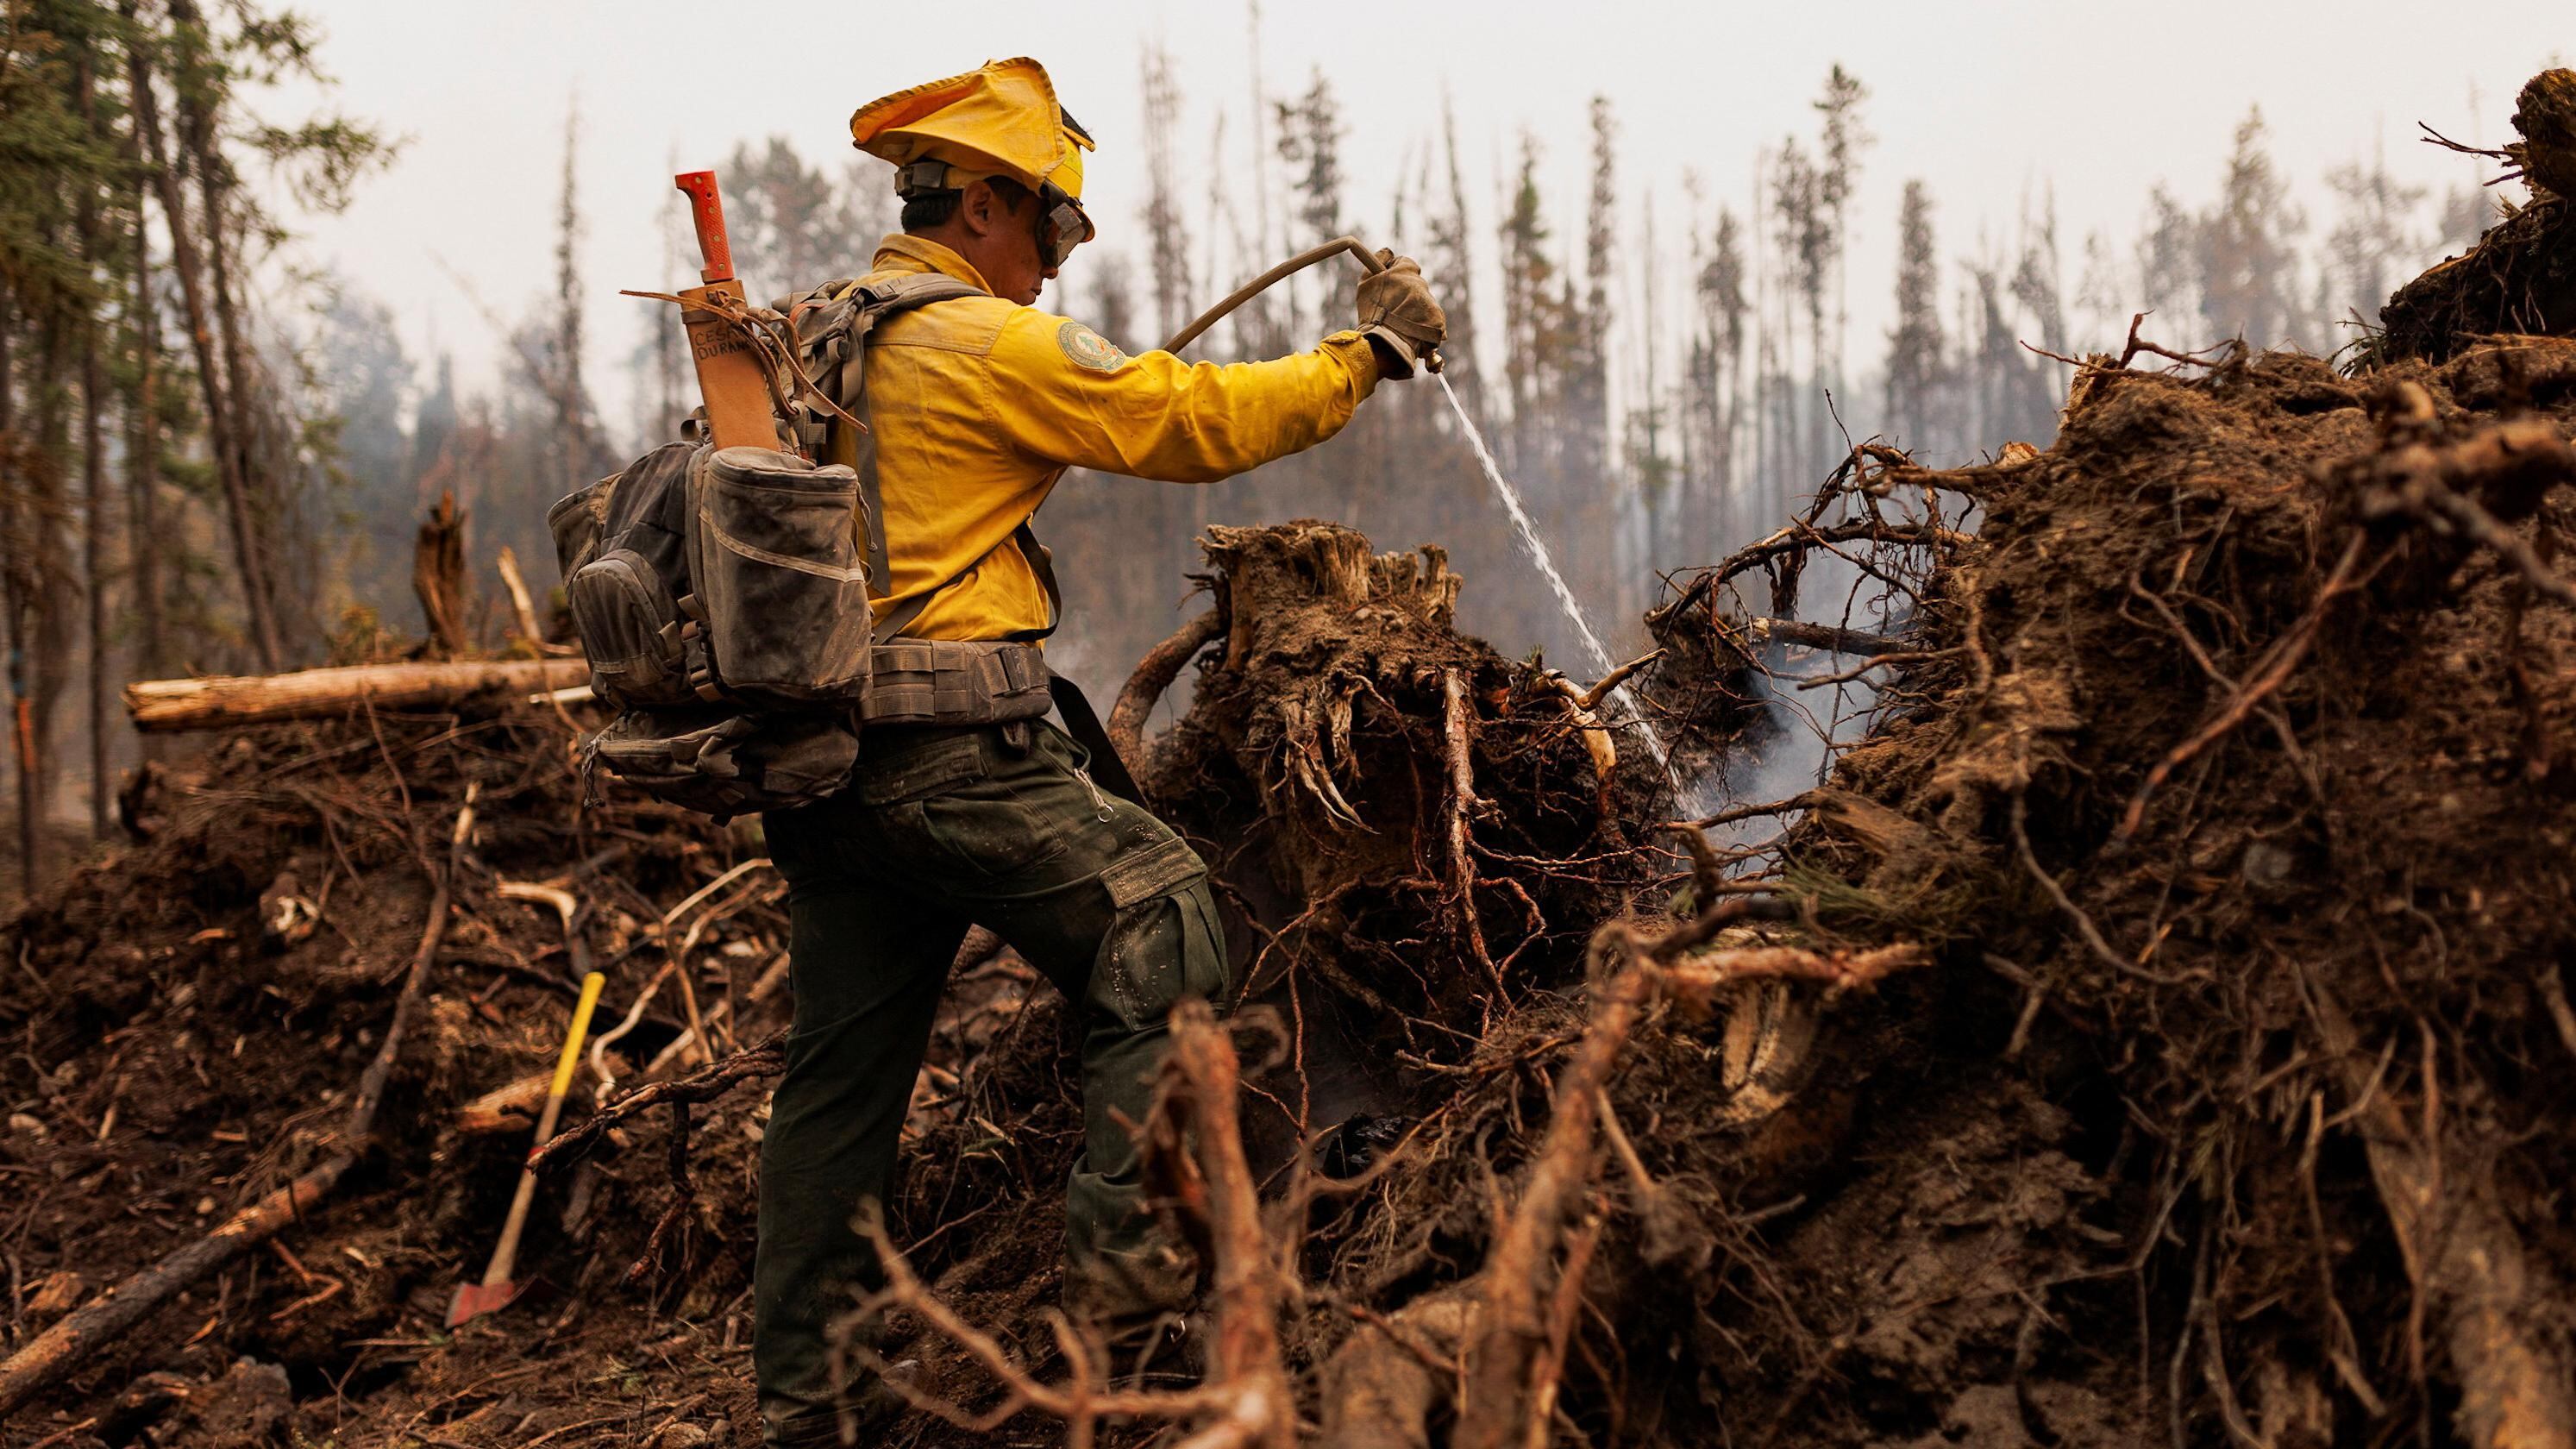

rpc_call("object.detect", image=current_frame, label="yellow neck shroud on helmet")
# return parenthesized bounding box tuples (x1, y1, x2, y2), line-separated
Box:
(851, 57, 1096, 267)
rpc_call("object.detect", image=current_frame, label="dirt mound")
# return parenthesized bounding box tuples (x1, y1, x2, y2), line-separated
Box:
(0, 518, 1738, 1449)
(1656, 338, 2576, 1445)
(0, 709, 796, 1445)
(840, 520, 1745, 1440)
(2382, 69, 2576, 363)
(8, 267, 2575, 1449)
(1145, 522, 1683, 1054)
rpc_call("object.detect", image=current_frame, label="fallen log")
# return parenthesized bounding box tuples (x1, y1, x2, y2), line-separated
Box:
(0, 789, 479, 1416)
(124, 657, 589, 733)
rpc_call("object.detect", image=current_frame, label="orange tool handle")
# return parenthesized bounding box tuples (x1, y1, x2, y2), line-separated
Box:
(675, 171, 734, 285)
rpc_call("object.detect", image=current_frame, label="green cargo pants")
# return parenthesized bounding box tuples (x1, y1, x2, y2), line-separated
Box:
(753, 718, 1226, 1447)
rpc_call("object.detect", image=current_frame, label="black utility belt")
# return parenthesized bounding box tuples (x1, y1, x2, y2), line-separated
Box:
(859, 639, 1054, 728)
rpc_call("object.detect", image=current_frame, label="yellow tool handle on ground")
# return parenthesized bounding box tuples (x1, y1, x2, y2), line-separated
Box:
(542, 971, 606, 1113)
(476, 971, 605, 1293)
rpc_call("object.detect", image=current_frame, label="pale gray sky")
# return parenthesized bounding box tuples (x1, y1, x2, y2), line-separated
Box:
(264, 1, 2559, 432)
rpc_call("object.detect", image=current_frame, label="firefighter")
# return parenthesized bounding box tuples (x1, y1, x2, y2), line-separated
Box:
(753, 56, 1445, 1446)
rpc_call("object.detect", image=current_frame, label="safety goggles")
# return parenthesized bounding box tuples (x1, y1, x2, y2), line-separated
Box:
(1035, 180, 1094, 270)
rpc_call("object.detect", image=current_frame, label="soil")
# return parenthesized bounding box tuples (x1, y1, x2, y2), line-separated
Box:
(1599, 336, 2576, 1445)
(4, 191, 2576, 1449)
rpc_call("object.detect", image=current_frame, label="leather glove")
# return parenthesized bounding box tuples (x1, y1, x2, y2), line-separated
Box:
(1355, 250, 1445, 378)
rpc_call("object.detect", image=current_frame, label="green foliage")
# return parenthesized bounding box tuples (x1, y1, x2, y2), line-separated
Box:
(1, 0, 386, 736)
(0, 2, 116, 320)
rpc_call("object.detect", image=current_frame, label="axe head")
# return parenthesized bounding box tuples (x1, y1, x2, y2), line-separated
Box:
(444, 1277, 524, 1328)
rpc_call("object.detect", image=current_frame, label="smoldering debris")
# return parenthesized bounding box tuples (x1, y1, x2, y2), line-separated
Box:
(8, 95, 2576, 1449)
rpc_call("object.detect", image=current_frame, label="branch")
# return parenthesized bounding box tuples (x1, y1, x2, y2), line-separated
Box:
(496, 545, 579, 656)
(850, 1000, 1293, 1446)
(1538, 673, 1619, 781)
(1151, 1002, 1296, 1449)
(2114, 534, 2366, 844)
(1703, 519, 1971, 589)
(1451, 956, 1654, 1449)
(1750, 618, 1918, 656)
(0, 788, 480, 1415)
(1660, 942, 1932, 1012)
(1443, 669, 1502, 994)
(1451, 838, 1927, 1448)
(528, 1032, 787, 1175)
(1576, 648, 1663, 711)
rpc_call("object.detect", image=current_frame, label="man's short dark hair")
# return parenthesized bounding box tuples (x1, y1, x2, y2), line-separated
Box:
(902, 175, 1035, 233)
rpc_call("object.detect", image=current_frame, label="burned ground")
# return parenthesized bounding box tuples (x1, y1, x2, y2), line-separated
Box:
(6, 158, 2576, 1449)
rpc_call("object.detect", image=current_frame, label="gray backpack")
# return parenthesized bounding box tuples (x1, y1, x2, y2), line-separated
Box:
(547, 273, 1053, 819)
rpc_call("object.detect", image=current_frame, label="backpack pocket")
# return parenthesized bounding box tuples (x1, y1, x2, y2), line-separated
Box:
(566, 548, 691, 708)
(547, 473, 617, 581)
(587, 708, 860, 820)
(689, 446, 874, 707)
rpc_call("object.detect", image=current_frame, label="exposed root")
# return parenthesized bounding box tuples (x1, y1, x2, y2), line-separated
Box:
(1114, 605, 1228, 787)
(855, 1000, 1295, 1448)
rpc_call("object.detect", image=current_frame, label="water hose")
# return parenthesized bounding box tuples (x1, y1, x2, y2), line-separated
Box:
(1161, 235, 1440, 372)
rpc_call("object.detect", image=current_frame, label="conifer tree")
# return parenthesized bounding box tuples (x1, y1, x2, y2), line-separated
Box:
(2198, 108, 2307, 348)
(2323, 147, 2426, 336)
(2011, 191, 2066, 355)
(1885, 179, 1946, 451)
(1499, 134, 1557, 473)
(1140, 42, 1193, 343)
(1768, 137, 1821, 484)
(1814, 65, 1869, 415)
(2137, 183, 2198, 323)
(1273, 67, 1343, 335)
(1688, 205, 1746, 540)
(1429, 98, 1482, 418)
(1564, 96, 1615, 484)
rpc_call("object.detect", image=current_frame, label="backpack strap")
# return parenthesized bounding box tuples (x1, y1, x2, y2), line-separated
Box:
(815, 273, 1067, 647)
(828, 273, 987, 605)
(1004, 518, 1062, 642)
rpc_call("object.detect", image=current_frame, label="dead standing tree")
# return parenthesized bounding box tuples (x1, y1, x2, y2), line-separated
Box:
(413, 490, 472, 656)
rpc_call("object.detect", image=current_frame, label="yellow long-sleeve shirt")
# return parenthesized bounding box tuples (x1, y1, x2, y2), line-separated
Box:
(844, 234, 1382, 641)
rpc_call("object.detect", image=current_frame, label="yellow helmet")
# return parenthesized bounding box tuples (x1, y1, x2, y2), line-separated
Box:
(850, 57, 1096, 265)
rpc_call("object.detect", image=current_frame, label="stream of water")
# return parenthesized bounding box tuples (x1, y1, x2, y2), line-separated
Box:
(1435, 372, 1716, 815)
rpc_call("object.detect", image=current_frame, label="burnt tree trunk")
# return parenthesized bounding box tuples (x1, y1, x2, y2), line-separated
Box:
(28, 314, 72, 881)
(1133, 522, 1651, 1052)
(177, 0, 284, 659)
(413, 492, 472, 656)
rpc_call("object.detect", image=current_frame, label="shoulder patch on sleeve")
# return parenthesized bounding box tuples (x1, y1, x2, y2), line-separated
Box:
(1055, 318, 1131, 373)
